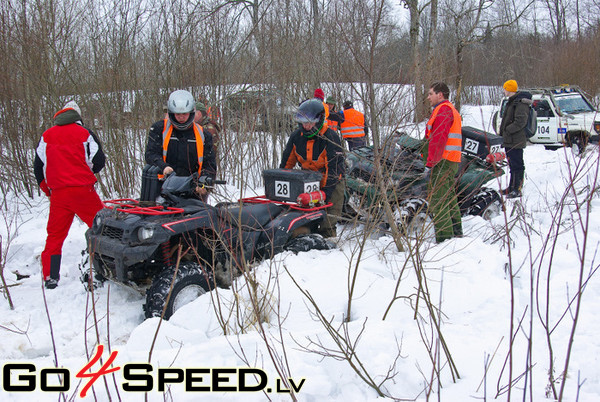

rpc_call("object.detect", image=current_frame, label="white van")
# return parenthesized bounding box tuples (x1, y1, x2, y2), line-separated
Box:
(493, 85, 600, 153)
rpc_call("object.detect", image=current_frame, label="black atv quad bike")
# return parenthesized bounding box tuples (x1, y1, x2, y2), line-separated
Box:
(344, 128, 506, 235)
(84, 169, 333, 319)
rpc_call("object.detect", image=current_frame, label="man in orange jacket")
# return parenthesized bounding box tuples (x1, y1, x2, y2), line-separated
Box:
(325, 97, 344, 134)
(423, 82, 462, 243)
(340, 101, 368, 150)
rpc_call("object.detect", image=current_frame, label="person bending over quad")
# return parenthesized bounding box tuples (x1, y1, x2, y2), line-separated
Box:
(280, 99, 345, 238)
(145, 90, 217, 201)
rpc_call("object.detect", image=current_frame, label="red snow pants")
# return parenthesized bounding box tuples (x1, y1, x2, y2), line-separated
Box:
(41, 185, 104, 280)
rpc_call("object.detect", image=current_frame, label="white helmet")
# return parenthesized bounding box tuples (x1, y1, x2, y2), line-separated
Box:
(167, 90, 195, 130)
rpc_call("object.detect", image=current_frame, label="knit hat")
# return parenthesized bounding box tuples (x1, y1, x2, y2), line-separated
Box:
(195, 101, 207, 112)
(503, 80, 518, 92)
(325, 96, 336, 105)
(314, 88, 325, 101)
(343, 100, 353, 109)
(53, 100, 82, 122)
(63, 100, 81, 116)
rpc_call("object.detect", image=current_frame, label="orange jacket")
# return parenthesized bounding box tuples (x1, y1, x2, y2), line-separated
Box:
(340, 108, 366, 138)
(160, 118, 205, 177)
(425, 101, 462, 165)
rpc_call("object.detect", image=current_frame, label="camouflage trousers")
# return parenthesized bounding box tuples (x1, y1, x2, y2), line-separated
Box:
(427, 160, 462, 243)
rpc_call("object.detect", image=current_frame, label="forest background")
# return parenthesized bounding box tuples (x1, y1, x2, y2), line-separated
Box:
(1, 0, 600, 200)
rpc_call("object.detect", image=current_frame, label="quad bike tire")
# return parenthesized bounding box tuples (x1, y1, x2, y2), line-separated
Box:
(393, 198, 433, 237)
(465, 188, 501, 220)
(79, 252, 106, 291)
(284, 233, 335, 254)
(144, 262, 213, 320)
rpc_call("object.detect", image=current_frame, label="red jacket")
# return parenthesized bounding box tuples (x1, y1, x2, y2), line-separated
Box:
(34, 108, 105, 193)
(424, 100, 462, 167)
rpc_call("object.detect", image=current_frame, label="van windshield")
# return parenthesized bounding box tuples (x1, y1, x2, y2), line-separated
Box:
(555, 94, 595, 114)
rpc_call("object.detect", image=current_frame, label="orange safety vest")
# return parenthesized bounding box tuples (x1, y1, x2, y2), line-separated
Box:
(327, 115, 339, 132)
(425, 101, 462, 163)
(207, 106, 221, 122)
(340, 108, 365, 138)
(159, 118, 205, 178)
(323, 102, 330, 119)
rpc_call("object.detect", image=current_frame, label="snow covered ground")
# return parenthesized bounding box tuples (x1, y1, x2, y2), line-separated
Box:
(1, 105, 600, 401)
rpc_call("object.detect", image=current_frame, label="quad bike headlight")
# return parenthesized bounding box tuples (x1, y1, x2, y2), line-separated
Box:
(94, 215, 103, 230)
(138, 226, 155, 242)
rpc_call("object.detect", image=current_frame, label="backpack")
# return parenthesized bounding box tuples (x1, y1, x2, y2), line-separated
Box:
(524, 104, 537, 138)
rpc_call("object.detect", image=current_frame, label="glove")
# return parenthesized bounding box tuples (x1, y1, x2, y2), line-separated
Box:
(421, 167, 431, 181)
(39, 180, 51, 197)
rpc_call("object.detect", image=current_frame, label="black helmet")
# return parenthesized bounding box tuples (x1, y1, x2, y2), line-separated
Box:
(295, 99, 325, 137)
(167, 90, 195, 130)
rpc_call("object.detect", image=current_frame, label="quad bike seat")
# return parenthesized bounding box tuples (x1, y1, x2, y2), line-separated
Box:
(223, 202, 284, 230)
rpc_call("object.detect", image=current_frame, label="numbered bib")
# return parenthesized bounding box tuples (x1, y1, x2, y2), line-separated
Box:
(275, 181, 291, 198)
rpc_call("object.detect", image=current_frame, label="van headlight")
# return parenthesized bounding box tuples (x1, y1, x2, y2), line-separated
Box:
(138, 226, 155, 241)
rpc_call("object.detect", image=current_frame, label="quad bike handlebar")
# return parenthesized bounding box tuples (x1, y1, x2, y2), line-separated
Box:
(161, 173, 226, 199)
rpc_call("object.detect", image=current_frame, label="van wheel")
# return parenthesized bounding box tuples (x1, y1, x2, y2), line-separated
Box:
(569, 134, 587, 155)
(491, 111, 499, 134)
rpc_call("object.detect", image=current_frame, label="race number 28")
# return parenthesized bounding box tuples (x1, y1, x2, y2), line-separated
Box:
(304, 182, 320, 193)
(275, 181, 290, 198)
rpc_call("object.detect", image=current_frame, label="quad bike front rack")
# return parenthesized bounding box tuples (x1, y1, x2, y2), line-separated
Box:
(103, 199, 185, 215)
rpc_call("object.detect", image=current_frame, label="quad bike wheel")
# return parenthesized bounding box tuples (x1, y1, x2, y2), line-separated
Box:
(144, 262, 213, 320)
(79, 252, 105, 291)
(466, 188, 501, 220)
(344, 190, 370, 220)
(392, 198, 434, 238)
(284, 234, 335, 254)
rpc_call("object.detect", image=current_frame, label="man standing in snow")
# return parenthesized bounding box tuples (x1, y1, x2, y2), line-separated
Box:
(145, 90, 217, 200)
(499, 79, 531, 198)
(280, 99, 345, 238)
(339, 100, 368, 150)
(34, 101, 106, 289)
(325, 96, 345, 135)
(423, 82, 463, 243)
(194, 101, 221, 159)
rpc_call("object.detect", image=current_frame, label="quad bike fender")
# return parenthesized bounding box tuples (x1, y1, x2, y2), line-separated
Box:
(264, 210, 326, 250)
(159, 208, 221, 235)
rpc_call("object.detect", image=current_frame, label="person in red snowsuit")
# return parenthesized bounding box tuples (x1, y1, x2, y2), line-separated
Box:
(34, 101, 106, 289)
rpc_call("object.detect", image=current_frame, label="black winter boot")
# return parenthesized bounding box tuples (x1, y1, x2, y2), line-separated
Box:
(501, 175, 515, 196)
(507, 170, 524, 198)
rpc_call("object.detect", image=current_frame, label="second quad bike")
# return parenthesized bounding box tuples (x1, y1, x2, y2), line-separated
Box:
(344, 129, 506, 234)
(84, 169, 333, 319)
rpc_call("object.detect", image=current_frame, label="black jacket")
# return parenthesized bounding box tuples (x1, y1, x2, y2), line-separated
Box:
(145, 120, 216, 179)
(500, 91, 532, 149)
(279, 124, 345, 201)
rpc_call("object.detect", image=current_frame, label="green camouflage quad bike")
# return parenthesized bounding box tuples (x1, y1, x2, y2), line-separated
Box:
(343, 128, 506, 234)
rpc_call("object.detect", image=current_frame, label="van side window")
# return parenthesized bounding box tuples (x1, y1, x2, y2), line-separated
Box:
(533, 99, 554, 118)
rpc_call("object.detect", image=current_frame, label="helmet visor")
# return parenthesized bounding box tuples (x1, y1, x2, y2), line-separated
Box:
(295, 110, 319, 124)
